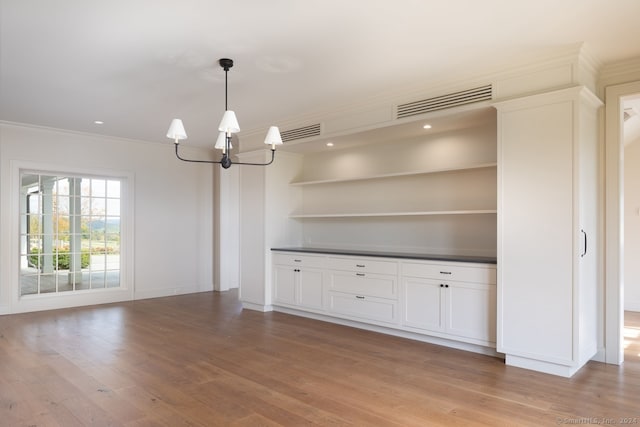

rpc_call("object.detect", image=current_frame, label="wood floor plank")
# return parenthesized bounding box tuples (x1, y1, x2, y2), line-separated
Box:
(0, 290, 638, 426)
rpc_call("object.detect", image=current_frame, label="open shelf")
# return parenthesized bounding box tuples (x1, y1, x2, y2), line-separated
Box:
(290, 163, 497, 186)
(284, 117, 498, 255)
(289, 209, 497, 219)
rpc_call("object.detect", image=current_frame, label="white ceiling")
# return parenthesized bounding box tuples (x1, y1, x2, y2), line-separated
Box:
(2, 0, 640, 150)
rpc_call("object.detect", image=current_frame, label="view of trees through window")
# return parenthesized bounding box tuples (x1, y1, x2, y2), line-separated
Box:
(19, 173, 121, 295)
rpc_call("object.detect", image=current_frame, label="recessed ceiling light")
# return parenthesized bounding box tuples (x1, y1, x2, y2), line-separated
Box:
(423, 124, 432, 129)
(94, 120, 104, 125)
(326, 142, 334, 147)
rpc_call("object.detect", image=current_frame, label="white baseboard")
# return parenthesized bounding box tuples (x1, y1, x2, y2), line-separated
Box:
(272, 306, 500, 358)
(242, 301, 273, 312)
(505, 354, 579, 378)
(134, 284, 211, 301)
(591, 347, 607, 363)
(8, 287, 133, 314)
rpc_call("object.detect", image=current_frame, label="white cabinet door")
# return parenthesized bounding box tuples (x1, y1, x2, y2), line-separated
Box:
(273, 264, 324, 310)
(445, 281, 496, 343)
(402, 277, 444, 332)
(498, 98, 574, 362)
(298, 268, 324, 310)
(273, 265, 297, 305)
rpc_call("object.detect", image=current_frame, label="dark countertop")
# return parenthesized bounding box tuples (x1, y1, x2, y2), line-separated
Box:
(271, 247, 497, 265)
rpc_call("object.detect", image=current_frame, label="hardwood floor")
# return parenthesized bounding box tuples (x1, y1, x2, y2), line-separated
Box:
(0, 292, 638, 427)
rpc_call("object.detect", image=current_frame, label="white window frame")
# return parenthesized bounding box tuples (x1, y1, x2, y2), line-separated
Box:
(9, 160, 134, 313)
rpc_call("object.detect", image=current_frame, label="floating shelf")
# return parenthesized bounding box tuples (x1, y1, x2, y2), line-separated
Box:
(289, 209, 497, 219)
(290, 163, 497, 186)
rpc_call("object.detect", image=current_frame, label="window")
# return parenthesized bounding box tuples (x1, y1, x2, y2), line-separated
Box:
(19, 173, 121, 296)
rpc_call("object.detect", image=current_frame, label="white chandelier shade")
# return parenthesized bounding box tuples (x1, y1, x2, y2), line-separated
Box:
(166, 118, 187, 143)
(218, 110, 240, 133)
(264, 126, 284, 150)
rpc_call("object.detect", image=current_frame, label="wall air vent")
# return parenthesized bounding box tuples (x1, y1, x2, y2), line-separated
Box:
(396, 84, 493, 119)
(280, 123, 322, 142)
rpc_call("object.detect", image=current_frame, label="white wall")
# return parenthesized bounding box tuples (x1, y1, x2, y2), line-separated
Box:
(624, 134, 640, 311)
(0, 123, 213, 313)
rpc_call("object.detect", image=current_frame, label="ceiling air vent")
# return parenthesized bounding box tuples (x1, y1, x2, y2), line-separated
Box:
(280, 123, 322, 142)
(397, 84, 493, 119)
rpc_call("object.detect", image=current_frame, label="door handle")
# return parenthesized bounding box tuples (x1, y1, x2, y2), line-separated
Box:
(581, 229, 587, 258)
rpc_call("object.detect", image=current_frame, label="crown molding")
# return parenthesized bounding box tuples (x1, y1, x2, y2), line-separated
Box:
(599, 57, 640, 91)
(240, 44, 597, 141)
(0, 120, 210, 152)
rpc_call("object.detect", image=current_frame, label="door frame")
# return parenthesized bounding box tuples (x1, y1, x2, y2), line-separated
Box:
(604, 80, 640, 364)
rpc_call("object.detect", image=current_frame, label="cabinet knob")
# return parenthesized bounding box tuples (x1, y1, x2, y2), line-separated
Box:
(440, 271, 452, 275)
(294, 259, 302, 263)
(356, 273, 365, 277)
(356, 295, 365, 299)
(440, 284, 444, 287)
(356, 264, 366, 268)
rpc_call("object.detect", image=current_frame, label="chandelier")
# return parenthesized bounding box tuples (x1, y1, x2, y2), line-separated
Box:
(166, 58, 283, 168)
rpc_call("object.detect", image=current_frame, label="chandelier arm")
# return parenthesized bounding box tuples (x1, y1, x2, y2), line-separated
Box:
(176, 144, 276, 167)
(175, 143, 224, 165)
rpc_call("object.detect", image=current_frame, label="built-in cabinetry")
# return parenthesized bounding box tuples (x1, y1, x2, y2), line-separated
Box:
(238, 51, 604, 378)
(272, 249, 497, 352)
(495, 86, 601, 377)
(402, 261, 497, 345)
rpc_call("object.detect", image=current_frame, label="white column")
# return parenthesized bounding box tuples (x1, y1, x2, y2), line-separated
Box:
(215, 166, 240, 291)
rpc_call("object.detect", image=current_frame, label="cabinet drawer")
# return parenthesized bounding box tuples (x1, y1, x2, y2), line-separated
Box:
(328, 271, 397, 299)
(272, 252, 325, 268)
(327, 257, 398, 275)
(328, 292, 398, 323)
(402, 262, 496, 284)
